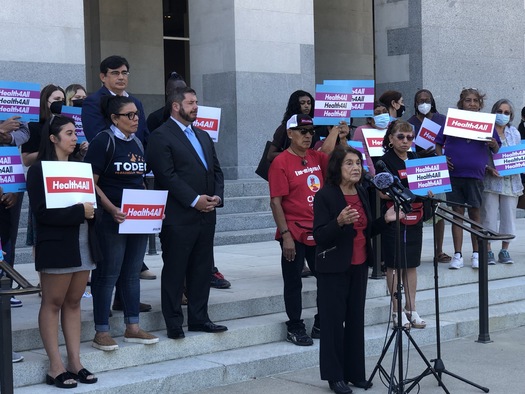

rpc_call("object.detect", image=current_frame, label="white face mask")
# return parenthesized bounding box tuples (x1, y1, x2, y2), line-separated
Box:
(417, 103, 431, 115)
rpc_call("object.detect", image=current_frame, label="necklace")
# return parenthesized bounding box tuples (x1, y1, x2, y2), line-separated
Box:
(288, 146, 308, 166)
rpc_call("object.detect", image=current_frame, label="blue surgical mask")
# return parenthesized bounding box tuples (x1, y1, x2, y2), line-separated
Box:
(495, 113, 510, 126)
(373, 113, 390, 129)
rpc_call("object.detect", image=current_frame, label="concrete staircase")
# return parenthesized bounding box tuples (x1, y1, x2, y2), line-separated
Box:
(9, 234, 525, 393)
(13, 179, 274, 266)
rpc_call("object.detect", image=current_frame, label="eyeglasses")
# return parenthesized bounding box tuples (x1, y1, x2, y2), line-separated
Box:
(116, 111, 139, 120)
(292, 128, 315, 135)
(496, 110, 512, 116)
(107, 70, 130, 77)
(395, 134, 414, 141)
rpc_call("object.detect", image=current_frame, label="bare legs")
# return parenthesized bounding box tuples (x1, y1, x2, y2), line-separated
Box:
(451, 206, 481, 253)
(39, 270, 93, 382)
(386, 267, 418, 312)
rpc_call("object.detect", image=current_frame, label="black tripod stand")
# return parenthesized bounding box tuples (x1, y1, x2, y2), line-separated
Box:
(367, 198, 447, 393)
(403, 199, 514, 393)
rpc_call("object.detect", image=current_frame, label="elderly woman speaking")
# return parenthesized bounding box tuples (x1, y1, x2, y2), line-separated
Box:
(313, 146, 397, 394)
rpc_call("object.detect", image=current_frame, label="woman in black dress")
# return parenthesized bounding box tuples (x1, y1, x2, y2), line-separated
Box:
(377, 120, 427, 329)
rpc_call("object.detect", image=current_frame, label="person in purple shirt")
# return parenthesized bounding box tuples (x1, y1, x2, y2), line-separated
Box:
(407, 89, 451, 264)
(435, 89, 500, 269)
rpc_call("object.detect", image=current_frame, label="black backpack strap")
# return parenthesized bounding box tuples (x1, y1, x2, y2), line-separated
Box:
(102, 129, 115, 174)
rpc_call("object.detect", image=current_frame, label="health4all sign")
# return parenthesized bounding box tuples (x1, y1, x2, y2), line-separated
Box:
(41, 161, 96, 209)
(443, 108, 496, 141)
(194, 106, 221, 142)
(119, 189, 168, 234)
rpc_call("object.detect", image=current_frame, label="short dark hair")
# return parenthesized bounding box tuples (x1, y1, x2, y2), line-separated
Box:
(325, 145, 364, 186)
(100, 95, 135, 125)
(167, 87, 197, 110)
(100, 55, 130, 74)
(382, 120, 413, 152)
(166, 72, 187, 96)
(37, 115, 76, 161)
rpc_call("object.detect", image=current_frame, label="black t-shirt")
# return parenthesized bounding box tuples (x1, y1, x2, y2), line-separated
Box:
(22, 121, 44, 154)
(84, 131, 146, 208)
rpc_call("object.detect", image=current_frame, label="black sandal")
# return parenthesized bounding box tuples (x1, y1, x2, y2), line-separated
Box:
(68, 368, 98, 384)
(46, 372, 78, 388)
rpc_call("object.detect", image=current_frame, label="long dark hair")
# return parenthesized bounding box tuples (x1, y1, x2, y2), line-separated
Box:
(39, 84, 65, 122)
(36, 115, 76, 161)
(325, 145, 364, 186)
(281, 90, 315, 124)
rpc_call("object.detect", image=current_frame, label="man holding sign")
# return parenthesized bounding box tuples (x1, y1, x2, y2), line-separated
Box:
(435, 89, 500, 269)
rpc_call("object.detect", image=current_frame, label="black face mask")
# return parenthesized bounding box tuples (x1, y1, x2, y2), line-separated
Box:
(71, 99, 84, 107)
(396, 104, 405, 118)
(50, 100, 64, 115)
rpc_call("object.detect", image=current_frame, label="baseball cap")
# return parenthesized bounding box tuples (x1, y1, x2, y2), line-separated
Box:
(286, 114, 314, 129)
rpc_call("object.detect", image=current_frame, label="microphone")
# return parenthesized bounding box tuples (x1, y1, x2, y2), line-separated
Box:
(373, 172, 394, 191)
(366, 171, 415, 213)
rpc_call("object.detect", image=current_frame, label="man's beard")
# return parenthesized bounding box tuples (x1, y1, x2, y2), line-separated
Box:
(179, 107, 196, 123)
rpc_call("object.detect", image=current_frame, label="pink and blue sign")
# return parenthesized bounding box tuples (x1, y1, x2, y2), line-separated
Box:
(0, 146, 26, 192)
(0, 81, 40, 122)
(492, 144, 525, 176)
(347, 140, 370, 172)
(405, 156, 451, 196)
(313, 84, 352, 125)
(324, 80, 374, 118)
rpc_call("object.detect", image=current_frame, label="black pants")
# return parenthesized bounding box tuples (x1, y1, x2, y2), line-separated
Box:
(318, 263, 368, 382)
(280, 240, 318, 331)
(159, 223, 214, 329)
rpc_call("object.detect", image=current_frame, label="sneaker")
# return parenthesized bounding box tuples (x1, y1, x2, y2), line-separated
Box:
(82, 291, 92, 298)
(92, 333, 119, 351)
(498, 249, 514, 264)
(124, 328, 159, 345)
(286, 329, 313, 346)
(471, 253, 479, 269)
(10, 297, 22, 308)
(211, 271, 231, 289)
(487, 251, 496, 265)
(12, 352, 24, 363)
(311, 325, 320, 339)
(449, 253, 464, 269)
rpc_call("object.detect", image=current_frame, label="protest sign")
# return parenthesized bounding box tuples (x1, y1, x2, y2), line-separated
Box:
(324, 80, 374, 118)
(406, 156, 451, 196)
(0, 80, 40, 122)
(443, 108, 496, 141)
(119, 189, 168, 234)
(361, 128, 386, 157)
(415, 117, 441, 150)
(313, 84, 352, 125)
(0, 146, 26, 192)
(194, 105, 221, 142)
(347, 140, 370, 171)
(61, 106, 86, 143)
(41, 161, 96, 208)
(492, 144, 525, 176)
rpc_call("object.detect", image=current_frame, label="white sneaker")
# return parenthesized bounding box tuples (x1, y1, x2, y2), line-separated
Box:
(449, 253, 464, 269)
(471, 253, 479, 269)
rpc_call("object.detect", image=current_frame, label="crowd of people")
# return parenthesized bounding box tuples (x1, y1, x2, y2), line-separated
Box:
(1, 58, 522, 392)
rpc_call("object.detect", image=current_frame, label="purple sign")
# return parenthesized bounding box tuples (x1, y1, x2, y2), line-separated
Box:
(0, 146, 26, 192)
(0, 81, 40, 122)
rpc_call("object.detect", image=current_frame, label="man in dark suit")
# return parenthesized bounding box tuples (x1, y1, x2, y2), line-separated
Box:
(147, 87, 227, 338)
(82, 55, 149, 144)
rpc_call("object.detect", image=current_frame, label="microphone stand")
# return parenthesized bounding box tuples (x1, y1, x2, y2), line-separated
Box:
(405, 199, 513, 393)
(366, 195, 448, 393)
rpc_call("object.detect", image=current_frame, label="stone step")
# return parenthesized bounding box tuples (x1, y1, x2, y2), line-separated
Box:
(223, 179, 269, 198)
(217, 195, 269, 215)
(216, 212, 275, 232)
(13, 300, 525, 392)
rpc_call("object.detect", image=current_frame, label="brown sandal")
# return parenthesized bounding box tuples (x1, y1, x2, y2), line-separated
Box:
(437, 252, 452, 263)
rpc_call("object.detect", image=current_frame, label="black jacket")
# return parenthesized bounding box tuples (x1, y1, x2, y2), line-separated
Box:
(313, 183, 387, 273)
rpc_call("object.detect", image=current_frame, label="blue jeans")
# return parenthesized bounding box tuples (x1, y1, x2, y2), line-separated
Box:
(91, 217, 147, 332)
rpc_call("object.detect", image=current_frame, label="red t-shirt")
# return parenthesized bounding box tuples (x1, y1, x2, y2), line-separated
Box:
(345, 194, 367, 265)
(268, 149, 328, 241)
